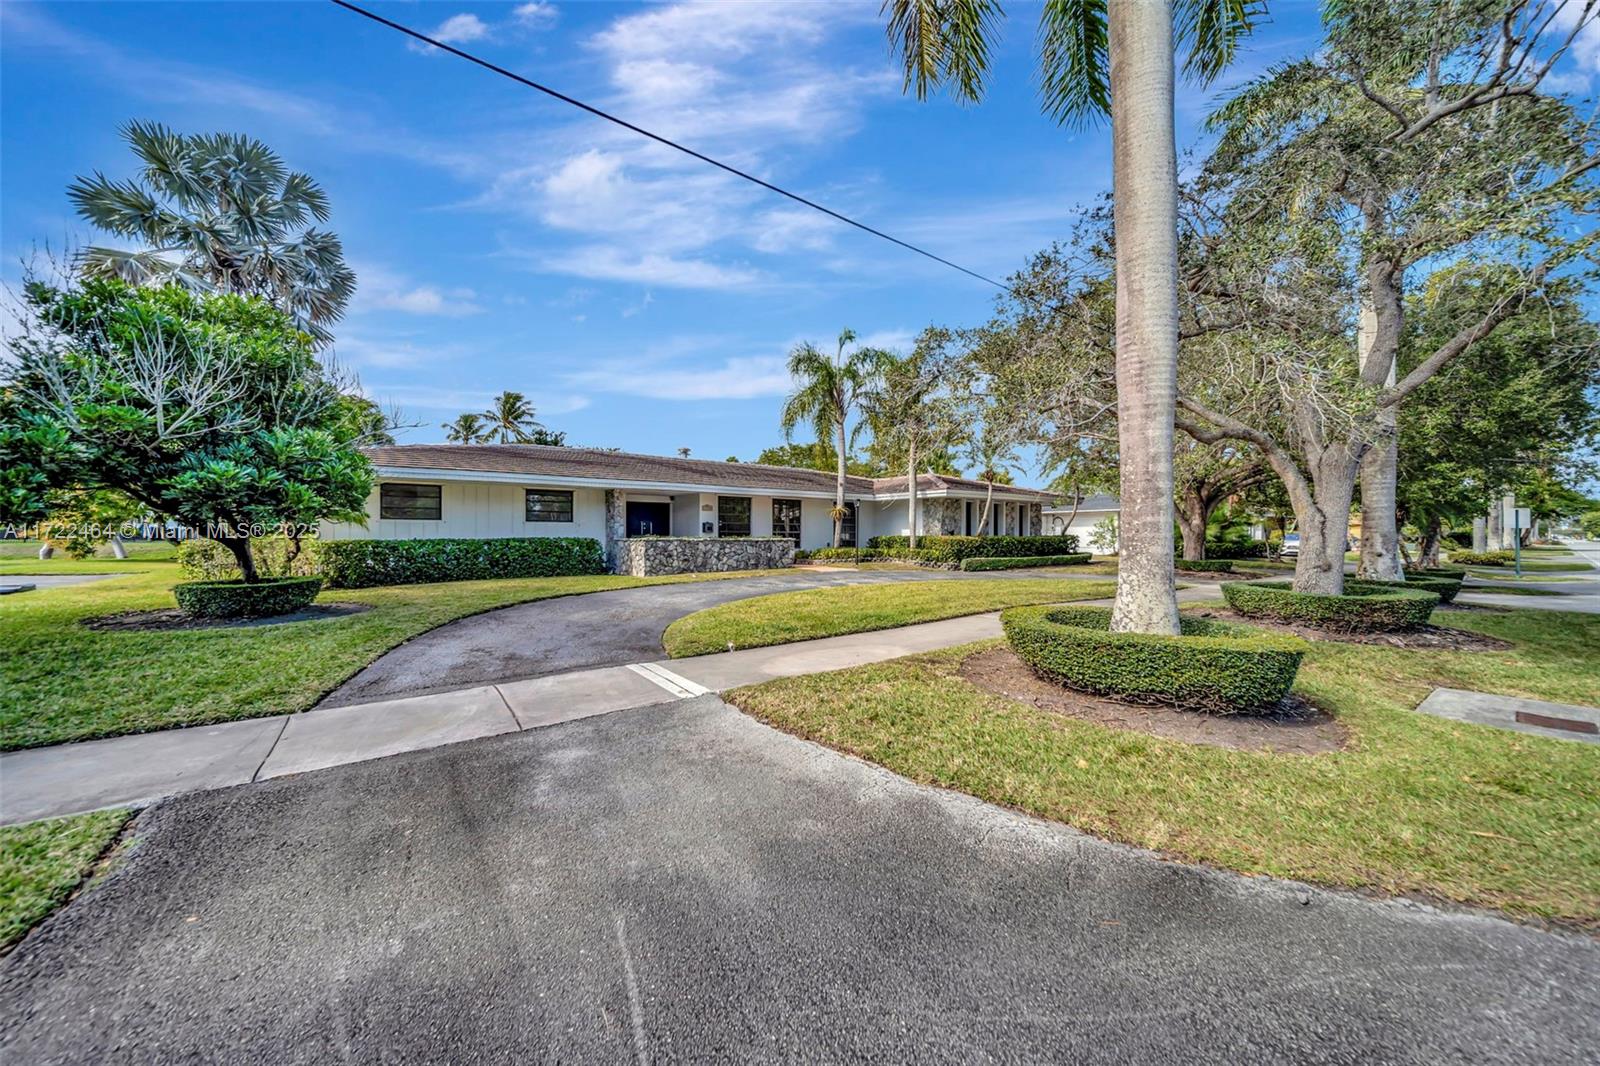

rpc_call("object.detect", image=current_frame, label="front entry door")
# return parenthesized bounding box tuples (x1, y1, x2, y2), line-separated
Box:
(772, 498, 802, 543)
(626, 502, 671, 537)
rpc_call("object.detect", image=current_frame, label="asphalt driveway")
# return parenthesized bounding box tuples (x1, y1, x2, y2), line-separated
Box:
(322, 567, 1112, 707)
(4, 698, 1594, 1064)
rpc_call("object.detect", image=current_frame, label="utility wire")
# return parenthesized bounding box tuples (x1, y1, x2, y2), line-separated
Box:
(329, 0, 1008, 290)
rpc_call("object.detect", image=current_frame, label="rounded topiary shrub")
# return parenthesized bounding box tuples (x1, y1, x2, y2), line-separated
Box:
(1000, 605, 1308, 714)
(1448, 550, 1514, 567)
(1175, 559, 1234, 573)
(1220, 580, 1439, 633)
(173, 576, 324, 619)
(1347, 574, 1462, 604)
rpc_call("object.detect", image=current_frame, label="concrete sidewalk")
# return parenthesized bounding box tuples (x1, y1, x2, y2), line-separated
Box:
(0, 611, 1018, 825)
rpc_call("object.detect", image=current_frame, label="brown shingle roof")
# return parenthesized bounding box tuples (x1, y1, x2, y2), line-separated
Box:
(363, 444, 1054, 499)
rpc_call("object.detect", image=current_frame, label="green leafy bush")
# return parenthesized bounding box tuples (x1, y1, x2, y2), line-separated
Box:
(960, 554, 1091, 571)
(1413, 566, 1467, 580)
(1001, 605, 1307, 714)
(867, 534, 1080, 565)
(1449, 550, 1515, 567)
(1175, 559, 1235, 573)
(1347, 574, 1462, 604)
(172, 576, 324, 619)
(317, 537, 605, 588)
(1221, 580, 1439, 632)
(177, 536, 320, 580)
(1204, 539, 1268, 560)
(799, 547, 947, 566)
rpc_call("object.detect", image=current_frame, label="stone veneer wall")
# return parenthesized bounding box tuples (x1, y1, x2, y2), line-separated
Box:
(616, 537, 795, 576)
(921, 497, 964, 535)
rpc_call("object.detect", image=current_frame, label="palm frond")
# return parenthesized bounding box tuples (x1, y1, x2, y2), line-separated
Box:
(882, 0, 1000, 104)
(1037, 0, 1110, 127)
(1175, 0, 1263, 85)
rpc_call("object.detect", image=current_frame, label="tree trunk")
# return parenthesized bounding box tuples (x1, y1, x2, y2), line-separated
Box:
(1419, 516, 1442, 569)
(1177, 488, 1209, 561)
(38, 543, 53, 560)
(1106, 0, 1180, 636)
(833, 417, 846, 549)
(1290, 446, 1360, 595)
(979, 481, 993, 536)
(906, 435, 919, 549)
(220, 533, 260, 583)
(109, 533, 128, 560)
(1356, 229, 1406, 582)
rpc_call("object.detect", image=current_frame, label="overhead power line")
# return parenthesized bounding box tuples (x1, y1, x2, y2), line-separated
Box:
(328, 0, 1007, 290)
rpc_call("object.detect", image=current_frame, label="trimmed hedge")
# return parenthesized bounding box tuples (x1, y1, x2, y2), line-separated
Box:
(318, 537, 605, 589)
(1204, 539, 1269, 560)
(173, 576, 324, 619)
(798, 547, 948, 567)
(1001, 604, 1307, 714)
(1413, 566, 1468, 580)
(1175, 559, 1235, 573)
(176, 536, 320, 580)
(1449, 550, 1515, 567)
(960, 554, 1091, 571)
(867, 534, 1081, 564)
(1347, 574, 1462, 604)
(1221, 580, 1439, 633)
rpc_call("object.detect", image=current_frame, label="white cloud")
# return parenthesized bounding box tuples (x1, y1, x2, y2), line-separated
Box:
(514, 2, 559, 30)
(542, 246, 759, 289)
(432, 13, 491, 43)
(333, 336, 470, 371)
(365, 384, 591, 418)
(568, 354, 792, 400)
(347, 264, 483, 317)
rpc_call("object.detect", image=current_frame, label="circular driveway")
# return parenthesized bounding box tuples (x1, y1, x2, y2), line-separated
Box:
(320, 568, 1111, 708)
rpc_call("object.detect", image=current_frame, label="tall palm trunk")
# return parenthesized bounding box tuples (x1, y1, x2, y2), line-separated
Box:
(907, 435, 919, 548)
(834, 413, 847, 548)
(1107, 0, 1180, 635)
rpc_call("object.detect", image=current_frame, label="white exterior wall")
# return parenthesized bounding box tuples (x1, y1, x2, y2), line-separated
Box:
(800, 497, 840, 549)
(321, 481, 607, 542)
(1044, 508, 1118, 550)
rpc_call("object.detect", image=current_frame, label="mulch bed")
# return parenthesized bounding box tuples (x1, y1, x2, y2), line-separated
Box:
(81, 603, 370, 632)
(1186, 606, 1514, 651)
(958, 646, 1347, 754)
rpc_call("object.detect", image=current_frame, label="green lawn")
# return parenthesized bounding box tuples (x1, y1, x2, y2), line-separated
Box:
(0, 540, 178, 563)
(1467, 571, 1589, 583)
(1461, 560, 1593, 573)
(663, 578, 1117, 657)
(728, 607, 1600, 928)
(0, 809, 131, 950)
(2, 563, 774, 750)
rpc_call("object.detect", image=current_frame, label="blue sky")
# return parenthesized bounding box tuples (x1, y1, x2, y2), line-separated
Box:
(6, 1, 1589, 477)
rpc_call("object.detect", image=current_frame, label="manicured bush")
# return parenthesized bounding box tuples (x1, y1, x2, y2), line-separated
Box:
(800, 547, 948, 567)
(867, 534, 1080, 565)
(1175, 559, 1235, 573)
(960, 554, 1092, 571)
(317, 537, 605, 589)
(1204, 539, 1269, 560)
(1221, 580, 1439, 633)
(1413, 566, 1467, 580)
(1347, 574, 1462, 604)
(1449, 550, 1515, 567)
(173, 576, 324, 619)
(176, 536, 320, 580)
(1001, 605, 1308, 714)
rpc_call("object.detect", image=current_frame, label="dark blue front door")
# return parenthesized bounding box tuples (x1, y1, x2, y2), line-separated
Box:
(626, 502, 670, 537)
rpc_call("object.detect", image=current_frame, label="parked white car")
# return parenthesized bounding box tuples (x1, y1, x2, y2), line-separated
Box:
(1280, 532, 1301, 558)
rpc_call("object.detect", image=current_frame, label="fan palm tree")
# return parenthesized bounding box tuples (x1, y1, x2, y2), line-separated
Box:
(780, 329, 884, 548)
(442, 413, 491, 444)
(882, 0, 1259, 633)
(69, 121, 356, 345)
(481, 391, 547, 444)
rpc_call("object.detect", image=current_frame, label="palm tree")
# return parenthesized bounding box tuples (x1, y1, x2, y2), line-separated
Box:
(780, 329, 883, 548)
(868, 345, 958, 548)
(69, 121, 356, 344)
(481, 390, 547, 444)
(442, 413, 491, 444)
(882, 0, 1258, 634)
(964, 417, 1022, 537)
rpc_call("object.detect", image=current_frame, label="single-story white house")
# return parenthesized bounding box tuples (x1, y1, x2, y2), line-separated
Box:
(1043, 494, 1122, 549)
(321, 444, 1063, 562)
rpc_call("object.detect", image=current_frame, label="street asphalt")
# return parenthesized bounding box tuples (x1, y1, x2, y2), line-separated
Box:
(321, 565, 1117, 707)
(4, 698, 1595, 1064)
